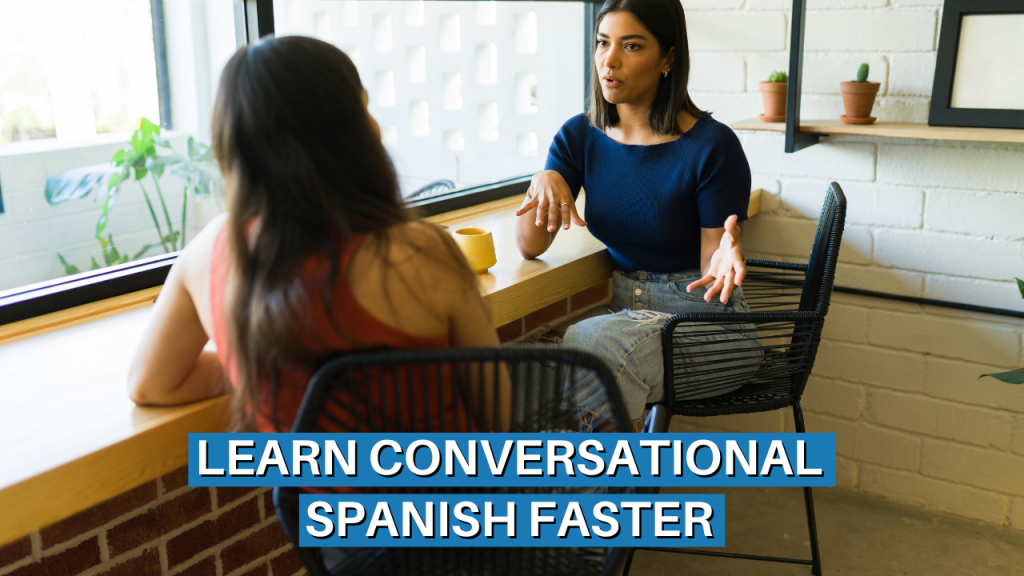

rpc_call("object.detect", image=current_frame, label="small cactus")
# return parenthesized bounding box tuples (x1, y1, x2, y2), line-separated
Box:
(767, 70, 788, 83)
(855, 63, 870, 83)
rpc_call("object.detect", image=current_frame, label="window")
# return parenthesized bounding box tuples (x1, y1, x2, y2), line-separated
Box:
(0, 0, 596, 324)
(0, 0, 236, 298)
(272, 0, 585, 200)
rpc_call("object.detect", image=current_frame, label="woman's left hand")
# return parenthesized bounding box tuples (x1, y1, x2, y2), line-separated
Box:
(687, 214, 746, 304)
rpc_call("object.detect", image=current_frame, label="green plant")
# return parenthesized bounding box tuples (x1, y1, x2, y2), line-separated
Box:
(766, 70, 788, 83)
(855, 63, 870, 83)
(979, 278, 1024, 384)
(45, 118, 220, 273)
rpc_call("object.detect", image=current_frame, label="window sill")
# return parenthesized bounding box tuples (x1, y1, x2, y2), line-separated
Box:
(0, 189, 762, 546)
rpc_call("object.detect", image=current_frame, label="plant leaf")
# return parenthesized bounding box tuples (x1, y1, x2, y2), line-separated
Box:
(979, 367, 1024, 385)
(96, 193, 118, 237)
(57, 254, 81, 275)
(131, 243, 161, 260)
(45, 164, 116, 204)
(1016, 277, 1023, 299)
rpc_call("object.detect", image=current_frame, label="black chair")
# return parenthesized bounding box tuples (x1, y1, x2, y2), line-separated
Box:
(625, 182, 847, 576)
(273, 346, 635, 576)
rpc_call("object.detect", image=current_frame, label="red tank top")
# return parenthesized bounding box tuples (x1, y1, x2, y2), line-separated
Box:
(210, 229, 452, 432)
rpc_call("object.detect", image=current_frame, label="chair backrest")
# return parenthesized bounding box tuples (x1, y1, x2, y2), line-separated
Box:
(798, 182, 847, 315)
(274, 346, 632, 576)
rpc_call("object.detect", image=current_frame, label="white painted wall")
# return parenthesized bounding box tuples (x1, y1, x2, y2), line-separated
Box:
(677, 0, 1024, 529)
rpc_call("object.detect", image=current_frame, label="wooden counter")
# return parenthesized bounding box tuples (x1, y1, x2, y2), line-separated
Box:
(0, 190, 761, 546)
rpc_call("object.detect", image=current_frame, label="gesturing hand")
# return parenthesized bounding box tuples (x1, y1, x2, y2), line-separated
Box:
(687, 214, 746, 304)
(514, 170, 587, 232)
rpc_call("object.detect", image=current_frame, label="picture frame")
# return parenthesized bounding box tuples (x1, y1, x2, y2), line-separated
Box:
(929, 0, 1024, 129)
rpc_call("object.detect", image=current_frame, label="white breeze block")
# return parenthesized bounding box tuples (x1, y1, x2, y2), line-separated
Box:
(924, 275, 1024, 314)
(875, 229, 1024, 283)
(781, 142, 876, 181)
(878, 143, 1024, 192)
(806, 10, 936, 52)
(782, 179, 923, 229)
(924, 189, 1024, 239)
(688, 52, 745, 93)
(888, 53, 938, 97)
(687, 12, 787, 52)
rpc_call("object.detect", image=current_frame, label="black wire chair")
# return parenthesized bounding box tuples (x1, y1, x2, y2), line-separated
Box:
(625, 182, 847, 576)
(273, 346, 635, 576)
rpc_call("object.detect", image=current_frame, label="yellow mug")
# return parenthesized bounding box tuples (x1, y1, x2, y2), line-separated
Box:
(453, 227, 497, 273)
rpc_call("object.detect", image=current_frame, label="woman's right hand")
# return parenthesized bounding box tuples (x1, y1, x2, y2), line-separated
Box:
(515, 170, 587, 232)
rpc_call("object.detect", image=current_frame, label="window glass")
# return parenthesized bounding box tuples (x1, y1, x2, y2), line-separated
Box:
(0, 0, 236, 292)
(273, 0, 585, 199)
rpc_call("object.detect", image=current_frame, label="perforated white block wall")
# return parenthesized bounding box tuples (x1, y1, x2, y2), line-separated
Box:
(275, 0, 585, 196)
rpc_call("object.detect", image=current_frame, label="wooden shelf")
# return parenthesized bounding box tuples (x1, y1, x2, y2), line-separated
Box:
(731, 118, 1024, 145)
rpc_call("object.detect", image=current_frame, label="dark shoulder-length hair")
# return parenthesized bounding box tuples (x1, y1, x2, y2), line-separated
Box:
(212, 36, 410, 431)
(587, 0, 706, 135)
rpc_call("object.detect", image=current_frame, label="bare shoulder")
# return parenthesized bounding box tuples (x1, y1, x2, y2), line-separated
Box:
(176, 213, 229, 283)
(387, 221, 470, 276)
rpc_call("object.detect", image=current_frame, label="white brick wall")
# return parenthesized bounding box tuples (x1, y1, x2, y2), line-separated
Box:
(684, 2, 1024, 529)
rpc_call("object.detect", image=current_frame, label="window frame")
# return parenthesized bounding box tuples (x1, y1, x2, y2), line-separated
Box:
(0, 0, 600, 326)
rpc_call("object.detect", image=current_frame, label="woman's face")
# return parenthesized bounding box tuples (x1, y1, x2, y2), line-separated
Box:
(595, 11, 673, 107)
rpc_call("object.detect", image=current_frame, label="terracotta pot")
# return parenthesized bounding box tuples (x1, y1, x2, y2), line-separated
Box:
(840, 81, 880, 121)
(759, 82, 787, 122)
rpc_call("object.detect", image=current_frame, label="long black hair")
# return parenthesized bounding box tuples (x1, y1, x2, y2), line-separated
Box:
(587, 0, 706, 135)
(212, 36, 411, 431)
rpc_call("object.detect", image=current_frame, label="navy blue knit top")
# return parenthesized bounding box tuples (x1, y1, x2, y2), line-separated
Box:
(544, 113, 751, 273)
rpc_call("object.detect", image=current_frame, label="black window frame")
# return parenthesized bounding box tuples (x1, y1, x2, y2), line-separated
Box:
(0, 0, 600, 326)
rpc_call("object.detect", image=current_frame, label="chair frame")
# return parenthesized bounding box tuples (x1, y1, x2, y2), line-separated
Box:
(624, 182, 846, 576)
(273, 346, 635, 576)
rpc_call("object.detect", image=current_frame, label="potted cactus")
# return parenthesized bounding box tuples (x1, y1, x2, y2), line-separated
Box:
(839, 63, 880, 124)
(759, 70, 788, 122)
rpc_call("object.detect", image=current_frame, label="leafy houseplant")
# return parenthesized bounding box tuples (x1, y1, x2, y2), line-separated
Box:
(46, 118, 221, 273)
(839, 63, 880, 125)
(979, 278, 1024, 385)
(759, 70, 788, 123)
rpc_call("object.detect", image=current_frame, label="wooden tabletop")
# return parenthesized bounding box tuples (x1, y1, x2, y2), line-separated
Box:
(0, 189, 761, 546)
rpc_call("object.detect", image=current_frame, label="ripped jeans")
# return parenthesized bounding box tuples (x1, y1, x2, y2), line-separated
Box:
(563, 269, 762, 424)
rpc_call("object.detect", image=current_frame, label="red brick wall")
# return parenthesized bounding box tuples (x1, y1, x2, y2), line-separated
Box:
(496, 279, 612, 343)
(0, 279, 612, 576)
(0, 467, 302, 576)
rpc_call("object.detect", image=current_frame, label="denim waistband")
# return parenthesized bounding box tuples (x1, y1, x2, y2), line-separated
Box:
(617, 269, 703, 283)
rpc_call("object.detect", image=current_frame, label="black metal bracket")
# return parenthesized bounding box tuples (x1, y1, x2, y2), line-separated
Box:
(785, 0, 820, 153)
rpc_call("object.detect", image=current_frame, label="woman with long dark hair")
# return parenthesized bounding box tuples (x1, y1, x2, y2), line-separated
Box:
(516, 0, 762, 426)
(128, 37, 504, 432)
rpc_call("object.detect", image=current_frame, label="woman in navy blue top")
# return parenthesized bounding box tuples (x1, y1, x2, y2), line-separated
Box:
(514, 0, 762, 425)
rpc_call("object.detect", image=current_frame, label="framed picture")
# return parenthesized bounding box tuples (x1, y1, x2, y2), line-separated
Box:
(929, 0, 1024, 129)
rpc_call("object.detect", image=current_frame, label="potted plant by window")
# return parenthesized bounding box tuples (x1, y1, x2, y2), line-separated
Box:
(840, 63, 880, 124)
(759, 70, 787, 122)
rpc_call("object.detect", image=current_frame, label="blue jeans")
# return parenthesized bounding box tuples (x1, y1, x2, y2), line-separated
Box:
(563, 269, 762, 423)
